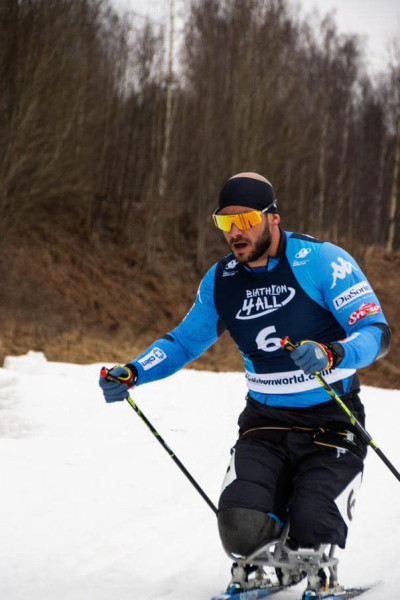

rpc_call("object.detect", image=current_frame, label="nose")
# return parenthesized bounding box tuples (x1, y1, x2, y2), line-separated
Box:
(228, 223, 242, 236)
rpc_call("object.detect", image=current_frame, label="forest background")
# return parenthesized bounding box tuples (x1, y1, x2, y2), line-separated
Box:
(0, 0, 399, 389)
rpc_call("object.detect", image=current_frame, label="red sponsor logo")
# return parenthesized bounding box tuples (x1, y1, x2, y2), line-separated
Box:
(348, 302, 381, 326)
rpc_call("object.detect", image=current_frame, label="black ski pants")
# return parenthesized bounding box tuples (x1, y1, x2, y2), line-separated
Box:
(218, 395, 366, 550)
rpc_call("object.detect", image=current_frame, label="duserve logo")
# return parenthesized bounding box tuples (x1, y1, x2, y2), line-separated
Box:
(226, 259, 239, 269)
(223, 259, 239, 277)
(333, 281, 372, 310)
(295, 248, 312, 259)
(138, 347, 167, 371)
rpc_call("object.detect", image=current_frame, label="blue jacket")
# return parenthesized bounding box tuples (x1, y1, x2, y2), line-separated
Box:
(131, 230, 390, 408)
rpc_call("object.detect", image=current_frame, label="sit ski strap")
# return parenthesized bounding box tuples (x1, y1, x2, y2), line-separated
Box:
(240, 421, 366, 457)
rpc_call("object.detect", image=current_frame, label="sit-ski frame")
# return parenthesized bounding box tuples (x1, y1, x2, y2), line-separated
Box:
(226, 520, 339, 592)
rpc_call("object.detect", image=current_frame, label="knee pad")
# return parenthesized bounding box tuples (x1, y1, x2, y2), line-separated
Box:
(218, 507, 281, 556)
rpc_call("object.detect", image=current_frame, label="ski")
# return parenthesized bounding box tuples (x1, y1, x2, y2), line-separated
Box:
(301, 584, 374, 600)
(211, 584, 374, 600)
(211, 585, 285, 600)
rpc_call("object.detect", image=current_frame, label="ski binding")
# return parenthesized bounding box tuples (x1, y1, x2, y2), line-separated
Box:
(211, 520, 374, 600)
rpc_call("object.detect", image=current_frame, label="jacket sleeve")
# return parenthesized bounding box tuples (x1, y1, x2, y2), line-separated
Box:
(130, 264, 222, 386)
(318, 242, 391, 369)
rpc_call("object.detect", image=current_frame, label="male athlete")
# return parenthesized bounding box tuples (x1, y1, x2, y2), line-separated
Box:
(99, 172, 390, 593)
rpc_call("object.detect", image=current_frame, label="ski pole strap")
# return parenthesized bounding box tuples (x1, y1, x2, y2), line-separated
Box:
(281, 336, 400, 483)
(100, 365, 137, 388)
(281, 336, 299, 353)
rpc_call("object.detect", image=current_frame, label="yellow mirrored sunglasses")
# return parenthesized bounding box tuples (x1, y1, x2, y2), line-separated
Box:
(212, 206, 270, 232)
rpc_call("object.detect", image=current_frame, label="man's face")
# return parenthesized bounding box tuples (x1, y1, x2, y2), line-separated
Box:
(219, 205, 272, 265)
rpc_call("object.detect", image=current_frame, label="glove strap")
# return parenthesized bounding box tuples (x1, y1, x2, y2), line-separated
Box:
(100, 365, 138, 388)
(326, 342, 345, 368)
(281, 336, 344, 370)
(298, 340, 334, 370)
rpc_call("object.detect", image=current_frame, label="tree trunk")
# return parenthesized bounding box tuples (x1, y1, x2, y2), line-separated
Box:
(317, 113, 328, 233)
(333, 95, 351, 243)
(386, 112, 400, 251)
(158, 0, 175, 202)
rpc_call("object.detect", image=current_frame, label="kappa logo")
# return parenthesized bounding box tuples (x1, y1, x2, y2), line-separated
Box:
(330, 257, 358, 289)
(236, 285, 296, 320)
(336, 447, 348, 459)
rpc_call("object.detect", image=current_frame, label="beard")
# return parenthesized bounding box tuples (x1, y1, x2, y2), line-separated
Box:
(229, 222, 272, 264)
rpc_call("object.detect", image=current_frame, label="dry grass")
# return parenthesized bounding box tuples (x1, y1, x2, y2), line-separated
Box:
(2, 223, 399, 390)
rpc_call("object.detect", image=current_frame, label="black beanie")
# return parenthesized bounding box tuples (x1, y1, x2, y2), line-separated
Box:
(218, 177, 277, 212)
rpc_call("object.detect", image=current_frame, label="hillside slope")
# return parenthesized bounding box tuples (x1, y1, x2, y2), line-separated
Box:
(1, 223, 399, 389)
(1, 358, 399, 599)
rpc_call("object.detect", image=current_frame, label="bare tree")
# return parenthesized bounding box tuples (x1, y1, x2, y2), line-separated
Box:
(0, 0, 130, 241)
(386, 67, 400, 251)
(3, 0, 400, 263)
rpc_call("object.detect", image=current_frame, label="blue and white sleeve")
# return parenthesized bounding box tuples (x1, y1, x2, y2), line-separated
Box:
(318, 242, 390, 369)
(130, 264, 222, 386)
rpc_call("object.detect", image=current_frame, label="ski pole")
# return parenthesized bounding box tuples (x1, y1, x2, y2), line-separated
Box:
(281, 336, 400, 483)
(125, 393, 218, 515)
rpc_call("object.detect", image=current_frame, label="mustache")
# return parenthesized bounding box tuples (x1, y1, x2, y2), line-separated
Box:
(229, 237, 249, 247)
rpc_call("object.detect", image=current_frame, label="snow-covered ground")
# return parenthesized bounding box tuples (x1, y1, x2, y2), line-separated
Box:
(0, 352, 399, 600)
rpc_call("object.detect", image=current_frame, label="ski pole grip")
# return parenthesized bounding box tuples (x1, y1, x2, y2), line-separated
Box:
(281, 336, 298, 353)
(100, 366, 124, 384)
(100, 365, 136, 386)
(100, 367, 110, 379)
(101, 366, 121, 383)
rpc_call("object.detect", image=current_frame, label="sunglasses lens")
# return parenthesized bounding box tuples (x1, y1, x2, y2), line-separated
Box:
(213, 211, 263, 231)
(212, 214, 235, 231)
(241, 211, 263, 229)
